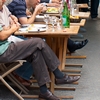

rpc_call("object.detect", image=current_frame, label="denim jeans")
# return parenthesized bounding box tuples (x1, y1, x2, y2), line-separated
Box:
(15, 62, 33, 80)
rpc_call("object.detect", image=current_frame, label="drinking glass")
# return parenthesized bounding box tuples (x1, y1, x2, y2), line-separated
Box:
(58, 3, 63, 20)
(56, 17, 62, 30)
(43, 14, 50, 30)
(50, 16, 57, 32)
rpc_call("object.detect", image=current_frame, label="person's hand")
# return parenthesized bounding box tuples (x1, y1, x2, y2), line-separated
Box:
(10, 23, 20, 32)
(47, 3, 60, 7)
(26, 9, 32, 16)
(52, 0, 61, 3)
(42, 6, 47, 13)
(10, 15, 18, 23)
(10, 20, 20, 27)
(34, 4, 44, 14)
(3, 26, 10, 30)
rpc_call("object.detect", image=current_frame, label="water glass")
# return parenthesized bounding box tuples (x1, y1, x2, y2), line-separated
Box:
(49, 16, 57, 32)
(58, 3, 63, 20)
(43, 14, 50, 30)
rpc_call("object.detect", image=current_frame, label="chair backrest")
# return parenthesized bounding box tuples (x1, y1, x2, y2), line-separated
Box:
(0, 60, 28, 100)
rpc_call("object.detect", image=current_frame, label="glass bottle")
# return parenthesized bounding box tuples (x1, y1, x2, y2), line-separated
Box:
(66, 0, 71, 10)
(62, 1, 70, 28)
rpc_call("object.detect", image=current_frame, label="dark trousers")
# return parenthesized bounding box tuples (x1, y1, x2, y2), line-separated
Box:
(91, 0, 99, 18)
(14, 38, 76, 81)
(0, 38, 60, 86)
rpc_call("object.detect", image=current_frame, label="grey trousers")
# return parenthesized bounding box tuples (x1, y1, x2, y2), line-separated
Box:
(0, 38, 60, 86)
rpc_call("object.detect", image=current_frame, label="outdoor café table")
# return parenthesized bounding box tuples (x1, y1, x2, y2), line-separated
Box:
(71, 19, 86, 26)
(15, 25, 80, 70)
(72, 12, 90, 18)
(77, 3, 88, 8)
(14, 25, 80, 98)
(34, 18, 86, 27)
(45, 11, 90, 18)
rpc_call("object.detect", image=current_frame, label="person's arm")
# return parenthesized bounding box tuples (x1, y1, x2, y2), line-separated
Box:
(10, 15, 18, 23)
(26, 9, 32, 16)
(18, 4, 44, 24)
(0, 23, 19, 41)
(10, 15, 21, 26)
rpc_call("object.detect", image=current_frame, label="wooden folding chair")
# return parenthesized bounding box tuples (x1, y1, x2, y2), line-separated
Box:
(0, 60, 29, 100)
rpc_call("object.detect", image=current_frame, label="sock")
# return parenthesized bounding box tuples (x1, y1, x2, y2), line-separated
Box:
(53, 68, 64, 79)
(40, 84, 48, 93)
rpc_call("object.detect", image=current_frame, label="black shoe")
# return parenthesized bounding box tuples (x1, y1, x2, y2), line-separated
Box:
(68, 39, 88, 53)
(55, 74, 80, 85)
(39, 90, 60, 100)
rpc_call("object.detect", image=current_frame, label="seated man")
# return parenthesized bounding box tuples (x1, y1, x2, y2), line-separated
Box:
(6, 0, 88, 85)
(0, 0, 80, 99)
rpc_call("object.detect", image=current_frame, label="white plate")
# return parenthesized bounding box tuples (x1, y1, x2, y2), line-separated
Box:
(21, 24, 30, 27)
(36, 15, 44, 19)
(19, 27, 28, 32)
(28, 27, 46, 32)
(31, 24, 46, 28)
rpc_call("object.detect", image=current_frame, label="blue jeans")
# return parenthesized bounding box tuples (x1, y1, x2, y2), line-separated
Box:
(15, 62, 33, 80)
(14, 36, 34, 80)
(91, 0, 99, 18)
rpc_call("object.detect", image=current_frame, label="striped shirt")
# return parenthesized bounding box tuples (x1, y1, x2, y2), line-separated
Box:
(7, 0, 27, 18)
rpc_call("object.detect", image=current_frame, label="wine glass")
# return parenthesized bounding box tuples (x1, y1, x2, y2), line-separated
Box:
(56, 17, 62, 30)
(43, 14, 50, 30)
(58, 3, 63, 20)
(49, 16, 57, 32)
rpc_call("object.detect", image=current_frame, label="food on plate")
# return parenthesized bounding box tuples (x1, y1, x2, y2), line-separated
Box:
(70, 15, 81, 23)
(28, 24, 34, 30)
(70, 15, 79, 19)
(46, 7, 58, 13)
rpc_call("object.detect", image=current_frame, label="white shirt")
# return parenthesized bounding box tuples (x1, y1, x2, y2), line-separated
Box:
(0, 5, 24, 43)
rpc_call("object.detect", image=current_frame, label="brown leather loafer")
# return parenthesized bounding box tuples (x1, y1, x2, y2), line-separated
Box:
(55, 74, 80, 85)
(39, 90, 60, 100)
(12, 72, 31, 86)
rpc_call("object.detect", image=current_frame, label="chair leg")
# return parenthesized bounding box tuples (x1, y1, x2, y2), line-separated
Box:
(9, 74, 29, 94)
(0, 76, 24, 100)
(1, 64, 29, 94)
